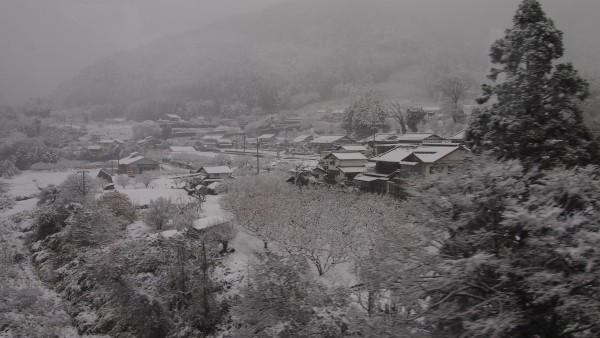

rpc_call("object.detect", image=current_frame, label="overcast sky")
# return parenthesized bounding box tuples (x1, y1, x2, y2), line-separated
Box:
(0, 0, 283, 105)
(1, 0, 598, 106)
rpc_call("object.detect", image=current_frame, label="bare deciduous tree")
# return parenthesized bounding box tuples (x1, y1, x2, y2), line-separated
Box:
(388, 101, 407, 134)
(145, 197, 172, 231)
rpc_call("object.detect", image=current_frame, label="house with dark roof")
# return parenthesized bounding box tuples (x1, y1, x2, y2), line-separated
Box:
(335, 144, 371, 156)
(370, 143, 469, 176)
(323, 152, 368, 183)
(196, 166, 234, 180)
(395, 133, 444, 144)
(118, 155, 160, 176)
(257, 133, 278, 143)
(310, 135, 355, 152)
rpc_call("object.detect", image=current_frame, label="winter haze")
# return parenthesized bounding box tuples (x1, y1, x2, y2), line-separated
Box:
(0, 0, 599, 105)
(2, 0, 600, 337)
(0, 0, 284, 104)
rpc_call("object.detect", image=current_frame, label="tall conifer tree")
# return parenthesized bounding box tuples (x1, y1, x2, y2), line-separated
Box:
(467, 0, 599, 168)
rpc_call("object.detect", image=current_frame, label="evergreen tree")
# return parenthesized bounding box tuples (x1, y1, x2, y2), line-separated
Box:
(467, 0, 599, 169)
(342, 94, 387, 137)
(406, 106, 426, 132)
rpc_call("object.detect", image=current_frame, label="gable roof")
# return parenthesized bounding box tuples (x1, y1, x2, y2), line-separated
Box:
(338, 166, 367, 174)
(170, 146, 196, 152)
(337, 145, 369, 152)
(412, 145, 467, 163)
(370, 146, 417, 163)
(358, 133, 398, 143)
(310, 135, 353, 144)
(325, 152, 368, 161)
(198, 166, 233, 175)
(257, 133, 277, 139)
(201, 134, 224, 141)
(119, 156, 159, 166)
(395, 133, 440, 142)
(291, 135, 312, 143)
(165, 113, 182, 119)
(450, 131, 466, 140)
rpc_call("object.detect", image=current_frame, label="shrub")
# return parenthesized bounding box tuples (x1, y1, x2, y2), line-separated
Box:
(0, 160, 20, 177)
(98, 191, 137, 224)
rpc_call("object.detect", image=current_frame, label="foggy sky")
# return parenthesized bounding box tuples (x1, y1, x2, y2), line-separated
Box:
(1, 0, 598, 106)
(0, 0, 283, 105)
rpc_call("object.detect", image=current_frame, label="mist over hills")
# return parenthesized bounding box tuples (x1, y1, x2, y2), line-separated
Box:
(53, 0, 600, 118)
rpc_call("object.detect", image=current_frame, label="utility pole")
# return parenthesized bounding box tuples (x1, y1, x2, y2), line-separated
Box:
(243, 132, 246, 154)
(285, 128, 288, 155)
(256, 139, 260, 174)
(77, 170, 89, 195)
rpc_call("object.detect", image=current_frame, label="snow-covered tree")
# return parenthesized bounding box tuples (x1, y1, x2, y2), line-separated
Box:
(0, 160, 20, 178)
(232, 253, 346, 336)
(221, 173, 288, 249)
(132, 120, 161, 140)
(98, 191, 137, 224)
(406, 106, 426, 132)
(14, 140, 58, 169)
(342, 94, 387, 137)
(437, 75, 470, 123)
(64, 203, 126, 247)
(467, 0, 599, 169)
(388, 101, 407, 134)
(145, 197, 173, 231)
(390, 157, 600, 337)
(136, 171, 158, 188)
(116, 175, 132, 189)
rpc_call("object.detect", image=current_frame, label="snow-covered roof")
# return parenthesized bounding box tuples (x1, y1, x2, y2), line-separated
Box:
(395, 133, 439, 142)
(325, 152, 368, 161)
(354, 174, 385, 182)
(450, 131, 466, 140)
(258, 133, 277, 139)
(338, 166, 367, 174)
(193, 215, 231, 231)
(170, 146, 196, 152)
(412, 145, 466, 163)
(199, 166, 233, 174)
(291, 135, 312, 143)
(310, 135, 351, 144)
(207, 182, 221, 190)
(201, 134, 224, 140)
(338, 145, 369, 152)
(358, 134, 398, 143)
(119, 155, 158, 165)
(370, 147, 415, 163)
(165, 114, 182, 119)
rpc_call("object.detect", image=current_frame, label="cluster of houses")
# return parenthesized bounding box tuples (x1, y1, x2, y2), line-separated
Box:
(291, 131, 469, 195)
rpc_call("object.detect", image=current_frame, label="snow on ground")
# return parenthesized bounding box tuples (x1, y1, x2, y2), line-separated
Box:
(111, 186, 195, 205)
(0, 198, 82, 337)
(2, 170, 76, 197)
(126, 220, 152, 240)
(1, 198, 37, 218)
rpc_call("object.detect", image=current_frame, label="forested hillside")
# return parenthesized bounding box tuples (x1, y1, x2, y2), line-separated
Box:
(51, 0, 594, 120)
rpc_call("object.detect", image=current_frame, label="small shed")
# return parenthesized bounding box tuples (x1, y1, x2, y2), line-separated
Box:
(196, 166, 234, 180)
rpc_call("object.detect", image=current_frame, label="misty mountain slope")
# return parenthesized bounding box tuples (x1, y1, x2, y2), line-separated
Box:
(53, 0, 600, 113)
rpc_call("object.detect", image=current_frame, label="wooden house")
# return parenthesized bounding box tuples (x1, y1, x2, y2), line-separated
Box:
(310, 135, 355, 152)
(196, 166, 234, 180)
(118, 155, 160, 176)
(323, 152, 368, 183)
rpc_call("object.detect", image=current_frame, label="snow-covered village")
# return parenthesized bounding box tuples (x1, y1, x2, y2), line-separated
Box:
(1, 1, 600, 337)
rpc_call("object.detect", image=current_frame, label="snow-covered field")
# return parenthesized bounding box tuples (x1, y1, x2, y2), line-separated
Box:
(1, 170, 76, 197)
(112, 187, 195, 205)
